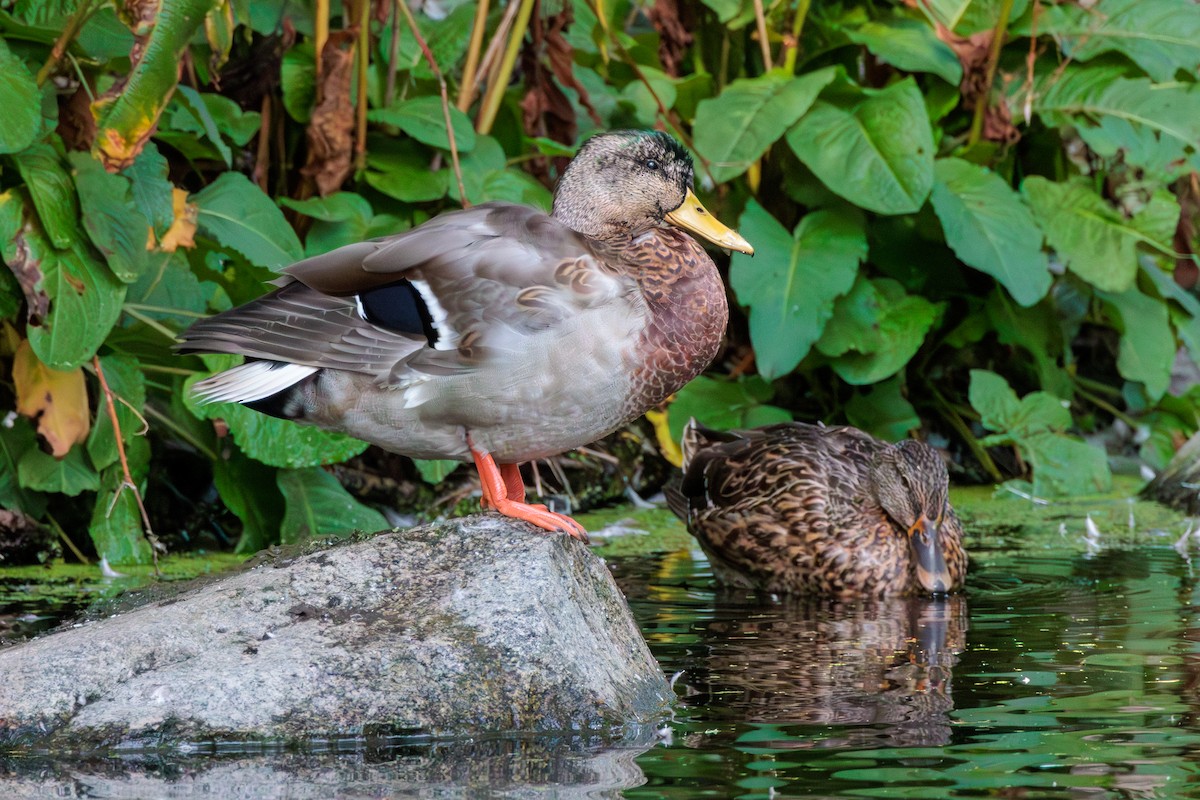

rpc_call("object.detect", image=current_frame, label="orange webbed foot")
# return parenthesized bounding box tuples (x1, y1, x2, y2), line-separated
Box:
(470, 445, 589, 543)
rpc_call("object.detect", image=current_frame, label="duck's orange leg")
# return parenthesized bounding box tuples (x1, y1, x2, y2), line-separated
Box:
(470, 446, 589, 543)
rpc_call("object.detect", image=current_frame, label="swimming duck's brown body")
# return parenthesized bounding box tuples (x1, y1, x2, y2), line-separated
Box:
(669, 421, 968, 597)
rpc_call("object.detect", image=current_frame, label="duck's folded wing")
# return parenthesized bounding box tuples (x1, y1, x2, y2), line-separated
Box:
(177, 282, 429, 380)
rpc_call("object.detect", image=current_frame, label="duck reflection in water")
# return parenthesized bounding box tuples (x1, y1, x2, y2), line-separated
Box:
(675, 593, 968, 749)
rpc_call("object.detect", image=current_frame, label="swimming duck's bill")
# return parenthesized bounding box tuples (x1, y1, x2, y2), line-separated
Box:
(908, 513, 952, 594)
(665, 189, 755, 255)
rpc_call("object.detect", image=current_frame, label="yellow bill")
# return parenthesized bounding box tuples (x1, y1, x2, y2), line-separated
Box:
(665, 189, 754, 255)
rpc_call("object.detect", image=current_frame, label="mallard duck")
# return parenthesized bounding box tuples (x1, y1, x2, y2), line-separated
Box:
(178, 130, 753, 541)
(667, 420, 968, 597)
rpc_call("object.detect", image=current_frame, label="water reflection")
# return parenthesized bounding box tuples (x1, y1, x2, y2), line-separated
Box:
(678, 594, 967, 748)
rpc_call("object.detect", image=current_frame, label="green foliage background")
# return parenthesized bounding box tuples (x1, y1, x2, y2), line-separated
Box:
(0, 0, 1198, 562)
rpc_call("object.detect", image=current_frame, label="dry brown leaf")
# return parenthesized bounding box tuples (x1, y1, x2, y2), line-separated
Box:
(645, 0, 694, 77)
(301, 30, 356, 197)
(935, 24, 1020, 145)
(159, 187, 198, 252)
(13, 339, 90, 458)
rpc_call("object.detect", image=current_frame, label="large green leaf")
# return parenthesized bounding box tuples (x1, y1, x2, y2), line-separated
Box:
(1023, 65, 1200, 179)
(693, 68, 837, 184)
(213, 449, 284, 554)
(984, 290, 1073, 399)
(845, 376, 921, 442)
(17, 445, 100, 496)
(92, 0, 220, 168)
(366, 146, 450, 203)
(280, 40, 316, 123)
(816, 277, 941, 385)
(730, 200, 866, 379)
(368, 96, 477, 153)
(14, 143, 79, 250)
(1098, 287, 1174, 402)
(1022, 176, 1172, 293)
(71, 152, 151, 283)
(0, 190, 126, 369)
(122, 143, 175, 235)
(844, 16, 962, 84)
(1028, 0, 1200, 82)
(193, 172, 304, 269)
(277, 468, 388, 544)
(1022, 432, 1112, 497)
(787, 78, 935, 215)
(0, 38, 40, 154)
(930, 158, 1050, 307)
(667, 376, 791, 442)
(0, 418, 47, 517)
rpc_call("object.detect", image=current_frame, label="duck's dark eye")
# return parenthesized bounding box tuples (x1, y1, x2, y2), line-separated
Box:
(645, 158, 660, 170)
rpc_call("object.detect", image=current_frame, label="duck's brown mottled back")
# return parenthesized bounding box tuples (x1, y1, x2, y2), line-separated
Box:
(670, 421, 968, 597)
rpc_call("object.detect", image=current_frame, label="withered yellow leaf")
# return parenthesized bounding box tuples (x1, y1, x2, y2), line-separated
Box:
(13, 339, 90, 458)
(159, 187, 198, 252)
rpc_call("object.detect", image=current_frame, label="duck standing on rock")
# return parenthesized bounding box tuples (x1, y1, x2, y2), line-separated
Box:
(668, 420, 968, 597)
(178, 130, 753, 541)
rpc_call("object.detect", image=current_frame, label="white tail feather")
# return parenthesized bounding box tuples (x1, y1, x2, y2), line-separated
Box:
(193, 362, 318, 404)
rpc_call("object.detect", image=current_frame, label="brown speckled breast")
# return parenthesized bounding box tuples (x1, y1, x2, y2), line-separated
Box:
(593, 227, 729, 422)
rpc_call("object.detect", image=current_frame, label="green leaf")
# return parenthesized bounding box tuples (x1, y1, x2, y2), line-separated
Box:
(193, 172, 304, 269)
(88, 441, 154, 566)
(930, 158, 1050, 307)
(91, 0, 221, 168)
(122, 143, 175, 235)
(185, 366, 370, 468)
(390, 3, 476, 80)
(18, 445, 100, 496)
(281, 192, 375, 223)
(1022, 176, 1164, 293)
(86, 353, 148, 473)
(845, 375, 921, 442)
(844, 16, 962, 84)
(213, 449, 284, 553)
(446, 133, 507, 205)
(414, 459, 460, 485)
(281, 41, 316, 123)
(693, 68, 837, 184)
(0, 418, 48, 517)
(1022, 432, 1113, 497)
(277, 468, 389, 544)
(787, 79, 935, 215)
(365, 146, 450, 203)
(919, 0, 1029, 35)
(0, 190, 127, 369)
(730, 201, 866, 379)
(71, 152, 151, 283)
(1098, 287, 1174, 402)
(1023, 66, 1200, 180)
(984, 290, 1073, 399)
(0, 38, 41, 154)
(817, 277, 941, 385)
(667, 376, 791, 442)
(1029, 0, 1200, 82)
(621, 67, 677, 127)
(368, 96, 477, 153)
(14, 143, 79, 250)
(170, 85, 233, 167)
(968, 368, 1022, 433)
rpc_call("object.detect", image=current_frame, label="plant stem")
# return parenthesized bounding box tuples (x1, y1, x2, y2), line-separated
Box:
(397, 0, 468, 205)
(457, 0, 491, 111)
(36, 0, 96, 86)
(1074, 382, 1142, 430)
(121, 306, 180, 341)
(46, 513, 90, 565)
(968, 0, 1015, 147)
(314, 0, 330, 83)
(752, 0, 772, 70)
(354, 0, 371, 172)
(929, 384, 1005, 482)
(144, 403, 218, 462)
(781, 0, 811, 73)
(476, 0, 534, 135)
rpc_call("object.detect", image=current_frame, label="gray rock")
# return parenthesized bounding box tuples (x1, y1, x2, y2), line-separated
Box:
(0, 517, 672, 749)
